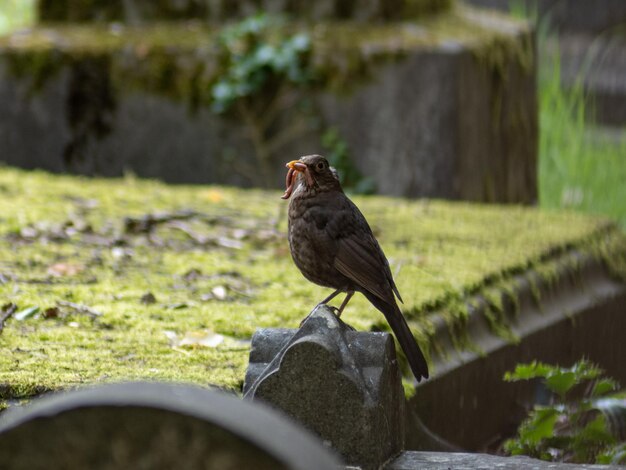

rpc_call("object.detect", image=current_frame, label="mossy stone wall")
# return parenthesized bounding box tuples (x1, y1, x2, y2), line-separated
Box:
(37, 0, 452, 23)
(0, 7, 538, 201)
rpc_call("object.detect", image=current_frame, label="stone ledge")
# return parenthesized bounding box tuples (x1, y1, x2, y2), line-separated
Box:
(410, 249, 626, 450)
(387, 451, 624, 469)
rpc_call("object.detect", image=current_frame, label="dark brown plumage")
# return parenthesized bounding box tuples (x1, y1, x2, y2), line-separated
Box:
(282, 154, 429, 382)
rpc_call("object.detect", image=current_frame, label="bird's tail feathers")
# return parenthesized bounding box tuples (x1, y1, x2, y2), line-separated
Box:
(364, 292, 429, 381)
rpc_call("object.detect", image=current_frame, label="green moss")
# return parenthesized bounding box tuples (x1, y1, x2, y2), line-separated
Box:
(0, 167, 624, 399)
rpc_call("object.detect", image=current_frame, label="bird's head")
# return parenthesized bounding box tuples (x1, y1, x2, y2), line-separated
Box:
(281, 155, 341, 199)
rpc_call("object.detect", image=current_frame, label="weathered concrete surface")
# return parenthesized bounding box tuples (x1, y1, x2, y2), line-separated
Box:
(245, 305, 405, 470)
(0, 7, 538, 202)
(0, 68, 251, 186)
(387, 451, 625, 469)
(409, 252, 626, 451)
(318, 10, 537, 201)
(464, 0, 626, 34)
(0, 382, 342, 470)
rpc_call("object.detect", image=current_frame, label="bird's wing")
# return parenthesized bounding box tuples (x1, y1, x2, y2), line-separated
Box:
(333, 234, 394, 302)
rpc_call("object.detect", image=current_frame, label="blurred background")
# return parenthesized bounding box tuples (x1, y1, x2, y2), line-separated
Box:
(0, 0, 623, 221)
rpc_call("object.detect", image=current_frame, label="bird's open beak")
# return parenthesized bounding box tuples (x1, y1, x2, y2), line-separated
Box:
(281, 160, 314, 200)
(287, 160, 307, 172)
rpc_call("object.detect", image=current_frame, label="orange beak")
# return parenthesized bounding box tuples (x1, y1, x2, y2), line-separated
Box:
(286, 160, 307, 172)
(281, 159, 315, 200)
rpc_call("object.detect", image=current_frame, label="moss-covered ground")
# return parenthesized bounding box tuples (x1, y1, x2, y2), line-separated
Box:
(1, 166, 625, 401)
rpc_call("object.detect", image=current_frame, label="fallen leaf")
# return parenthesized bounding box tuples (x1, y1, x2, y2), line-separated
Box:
(43, 307, 60, 319)
(164, 329, 224, 349)
(14, 306, 40, 321)
(47, 263, 84, 277)
(183, 268, 203, 282)
(57, 301, 102, 318)
(212, 285, 228, 300)
(166, 302, 189, 310)
(111, 247, 132, 259)
(201, 189, 224, 203)
(140, 292, 157, 305)
(217, 237, 243, 249)
(20, 226, 38, 239)
(232, 228, 249, 240)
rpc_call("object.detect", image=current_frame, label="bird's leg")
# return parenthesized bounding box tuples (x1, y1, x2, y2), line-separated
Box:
(316, 289, 342, 307)
(335, 291, 354, 318)
(299, 289, 343, 327)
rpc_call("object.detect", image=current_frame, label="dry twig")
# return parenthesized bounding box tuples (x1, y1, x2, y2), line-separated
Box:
(0, 303, 18, 334)
(56, 301, 102, 318)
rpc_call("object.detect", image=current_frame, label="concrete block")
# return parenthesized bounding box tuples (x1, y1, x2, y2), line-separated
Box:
(318, 10, 537, 201)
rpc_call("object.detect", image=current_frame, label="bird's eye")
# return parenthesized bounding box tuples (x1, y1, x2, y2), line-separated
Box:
(316, 161, 325, 171)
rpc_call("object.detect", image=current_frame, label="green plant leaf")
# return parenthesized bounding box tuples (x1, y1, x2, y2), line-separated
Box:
(592, 379, 619, 397)
(570, 360, 603, 381)
(521, 407, 559, 444)
(573, 414, 615, 462)
(545, 371, 577, 397)
(503, 361, 553, 381)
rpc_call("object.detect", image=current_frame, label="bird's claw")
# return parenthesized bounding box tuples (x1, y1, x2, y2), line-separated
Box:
(327, 305, 341, 317)
(299, 303, 356, 330)
(298, 303, 336, 327)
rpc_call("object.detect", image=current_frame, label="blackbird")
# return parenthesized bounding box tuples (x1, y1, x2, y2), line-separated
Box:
(281, 154, 429, 381)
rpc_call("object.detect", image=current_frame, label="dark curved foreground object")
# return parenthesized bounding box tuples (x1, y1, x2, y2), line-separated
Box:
(0, 382, 341, 470)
